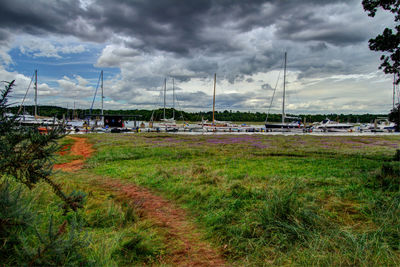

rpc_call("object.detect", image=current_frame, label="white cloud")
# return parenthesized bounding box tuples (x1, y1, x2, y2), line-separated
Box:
(57, 75, 94, 98)
(16, 35, 86, 58)
(0, 66, 59, 106)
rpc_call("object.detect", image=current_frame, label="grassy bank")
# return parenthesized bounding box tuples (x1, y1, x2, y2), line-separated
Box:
(1, 136, 169, 266)
(83, 133, 400, 265)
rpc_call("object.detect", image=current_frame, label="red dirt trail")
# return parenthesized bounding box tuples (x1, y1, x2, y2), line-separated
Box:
(55, 136, 226, 266)
(53, 136, 94, 171)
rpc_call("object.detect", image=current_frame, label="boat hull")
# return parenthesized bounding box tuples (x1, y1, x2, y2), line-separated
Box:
(265, 123, 301, 129)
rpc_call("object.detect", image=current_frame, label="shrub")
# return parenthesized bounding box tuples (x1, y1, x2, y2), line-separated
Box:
(0, 80, 82, 211)
(0, 80, 89, 265)
(0, 181, 34, 264)
(0, 180, 90, 266)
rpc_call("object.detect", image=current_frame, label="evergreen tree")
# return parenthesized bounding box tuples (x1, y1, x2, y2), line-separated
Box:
(1, 80, 89, 265)
(0, 81, 83, 211)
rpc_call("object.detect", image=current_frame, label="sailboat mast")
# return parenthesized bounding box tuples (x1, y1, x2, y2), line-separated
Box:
(212, 73, 216, 125)
(172, 77, 175, 120)
(34, 69, 38, 118)
(393, 73, 396, 109)
(282, 52, 287, 125)
(101, 70, 104, 117)
(164, 78, 166, 120)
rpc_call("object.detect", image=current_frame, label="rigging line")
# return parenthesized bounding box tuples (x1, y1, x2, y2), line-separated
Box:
(290, 74, 302, 107)
(173, 85, 186, 121)
(90, 71, 102, 114)
(149, 82, 163, 122)
(152, 78, 166, 121)
(266, 59, 284, 123)
(166, 76, 185, 121)
(18, 72, 35, 114)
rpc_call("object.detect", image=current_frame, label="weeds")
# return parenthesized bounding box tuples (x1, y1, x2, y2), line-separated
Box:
(67, 133, 400, 265)
(113, 232, 163, 264)
(257, 187, 325, 249)
(0, 180, 90, 266)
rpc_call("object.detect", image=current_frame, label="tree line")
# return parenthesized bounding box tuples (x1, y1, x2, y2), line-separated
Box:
(8, 105, 390, 123)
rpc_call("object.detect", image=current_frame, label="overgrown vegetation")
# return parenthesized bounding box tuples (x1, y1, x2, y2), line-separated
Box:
(1, 81, 166, 266)
(0, 81, 88, 265)
(3, 76, 400, 265)
(86, 133, 400, 265)
(0, 81, 82, 211)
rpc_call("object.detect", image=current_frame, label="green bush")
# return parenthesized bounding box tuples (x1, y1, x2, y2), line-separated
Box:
(0, 180, 90, 266)
(0, 181, 34, 264)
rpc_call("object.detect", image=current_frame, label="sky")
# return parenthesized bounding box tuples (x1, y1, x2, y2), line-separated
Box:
(0, 0, 398, 114)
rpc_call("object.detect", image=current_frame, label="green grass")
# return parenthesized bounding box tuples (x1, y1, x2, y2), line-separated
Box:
(83, 133, 400, 265)
(58, 170, 169, 266)
(16, 169, 168, 266)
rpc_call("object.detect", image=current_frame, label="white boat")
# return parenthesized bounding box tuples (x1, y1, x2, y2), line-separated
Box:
(314, 119, 354, 132)
(265, 52, 303, 130)
(153, 78, 179, 132)
(368, 118, 396, 132)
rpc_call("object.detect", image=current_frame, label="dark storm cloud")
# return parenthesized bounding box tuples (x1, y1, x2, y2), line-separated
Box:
(0, 30, 10, 42)
(0, 0, 104, 41)
(0, 0, 366, 50)
(0, 0, 380, 87)
(86, 0, 365, 54)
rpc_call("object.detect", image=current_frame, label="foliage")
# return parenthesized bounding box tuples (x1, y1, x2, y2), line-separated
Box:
(52, 171, 166, 265)
(0, 81, 82, 211)
(0, 80, 90, 265)
(0, 181, 34, 263)
(0, 181, 90, 266)
(362, 0, 400, 83)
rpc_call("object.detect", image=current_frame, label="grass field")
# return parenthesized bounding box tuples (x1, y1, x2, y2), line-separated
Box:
(53, 133, 400, 265)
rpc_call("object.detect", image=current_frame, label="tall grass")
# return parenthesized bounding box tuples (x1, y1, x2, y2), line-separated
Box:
(4, 169, 168, 266)
(84, 134, 400, 265)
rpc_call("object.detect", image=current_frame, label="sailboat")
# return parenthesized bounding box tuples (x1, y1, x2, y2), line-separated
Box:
(200, 73, 238, 132)
(265, 52, 302, 130)
(16, 70, 62, 131)
(159, 78, 178, 132)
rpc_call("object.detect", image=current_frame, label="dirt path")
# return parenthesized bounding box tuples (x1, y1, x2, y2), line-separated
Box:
(102, 179, 226, 266)
(56, 136, 226, 266)
(54, 136, 95, 171)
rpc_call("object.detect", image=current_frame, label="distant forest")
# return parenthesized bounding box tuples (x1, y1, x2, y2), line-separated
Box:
(8, 105, 389, 123)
